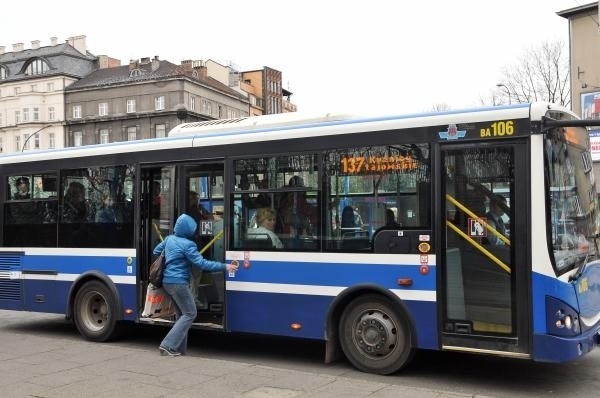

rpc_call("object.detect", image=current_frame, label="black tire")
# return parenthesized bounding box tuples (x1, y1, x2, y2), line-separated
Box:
(339, 294, 414, 375)
(73, 280, 121, 342)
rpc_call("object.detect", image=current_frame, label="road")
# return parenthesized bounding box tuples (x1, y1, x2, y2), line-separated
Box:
(0, 309, 599, 397)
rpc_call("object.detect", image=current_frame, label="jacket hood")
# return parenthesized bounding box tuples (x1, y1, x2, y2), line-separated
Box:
(174, 214, 197, 239)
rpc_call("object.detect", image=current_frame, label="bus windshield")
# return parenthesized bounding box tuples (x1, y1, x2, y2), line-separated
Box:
(545, 126, 599, 273)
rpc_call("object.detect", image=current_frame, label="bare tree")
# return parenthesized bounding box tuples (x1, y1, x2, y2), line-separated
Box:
(495, 40, 570, 107)
(430, 103, 451, 112)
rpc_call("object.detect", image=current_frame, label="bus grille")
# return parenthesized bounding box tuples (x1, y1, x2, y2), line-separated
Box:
(0, 253, 22, 301)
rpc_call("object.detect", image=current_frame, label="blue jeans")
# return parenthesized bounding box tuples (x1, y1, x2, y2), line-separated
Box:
(160, 283, 197, 354)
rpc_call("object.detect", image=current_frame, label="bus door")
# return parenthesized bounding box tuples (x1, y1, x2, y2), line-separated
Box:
(440, 142, 530, 356)
(139, 166, 176, 309)
(180, 162, 226, 318)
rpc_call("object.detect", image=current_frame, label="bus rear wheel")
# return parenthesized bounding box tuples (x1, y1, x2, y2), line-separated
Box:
(73, 280, 120, 342)
(339, 294, 413, 375)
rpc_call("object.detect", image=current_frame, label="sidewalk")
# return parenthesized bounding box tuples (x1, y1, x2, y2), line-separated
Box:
(0, 310, 477, 398)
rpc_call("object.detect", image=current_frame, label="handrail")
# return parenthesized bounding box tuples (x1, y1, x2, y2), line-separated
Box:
(152, 221, 223, 254)
(446, 194, 510, 246)
(446, 220, 511, 274)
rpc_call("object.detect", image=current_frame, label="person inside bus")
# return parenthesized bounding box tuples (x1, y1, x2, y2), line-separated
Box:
(13, 176, 31, 200)
(341, 205, 365, 237)
(95, 193, 116, 223)
(154, 213, 239, 357)
(187, 190, 214, 224)
(63, 181, 88, 223)
(247, 207, 284, 249)
(374, 209, 401, 236)
(278, 176, 316, 238)
(485, 196, 508, 245)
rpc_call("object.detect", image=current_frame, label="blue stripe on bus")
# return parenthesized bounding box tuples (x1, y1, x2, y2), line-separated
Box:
(21, 255, 136, 275)
(226, 290, 438, 349)
(235, 260, 436, 290)
(6, 279, 137, 321)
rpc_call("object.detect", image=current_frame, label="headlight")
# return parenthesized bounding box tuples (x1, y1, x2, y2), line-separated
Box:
(546, 296, 581, 337)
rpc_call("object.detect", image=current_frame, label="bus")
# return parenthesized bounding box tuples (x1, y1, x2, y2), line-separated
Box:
(1, 102, 599, 375)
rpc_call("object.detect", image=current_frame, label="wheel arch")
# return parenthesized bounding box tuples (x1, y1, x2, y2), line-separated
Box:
(66, 271, 123, 321)
(324, 283, 417, 364)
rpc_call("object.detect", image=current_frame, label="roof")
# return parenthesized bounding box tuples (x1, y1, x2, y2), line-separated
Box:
(0, 43, 97, 82)
(557, 2, 597, 18)
(65, 59, 248, 100)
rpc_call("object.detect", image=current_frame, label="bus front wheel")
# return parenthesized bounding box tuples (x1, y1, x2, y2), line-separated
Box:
(73, 280, 120, 342)
(339, 294, 414, 375)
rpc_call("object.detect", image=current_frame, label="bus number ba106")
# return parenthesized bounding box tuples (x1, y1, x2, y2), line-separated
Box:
(480, 120, 514, 138)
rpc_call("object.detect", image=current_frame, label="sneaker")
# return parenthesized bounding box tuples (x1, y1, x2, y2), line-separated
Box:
(159, 346, 181, 357)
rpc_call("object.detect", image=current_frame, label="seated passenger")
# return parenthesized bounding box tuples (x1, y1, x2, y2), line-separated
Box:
(247, 207, 284, 249)
(63, 181, 88, 223)
(13, 176, 31, 200)
(375, 209, 401, 236)
(95, 193, 116, 223)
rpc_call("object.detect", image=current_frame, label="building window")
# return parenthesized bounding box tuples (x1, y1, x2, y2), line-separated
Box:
(24, 59, 49, 75)
(155, 124, 166, 138)
(99, 129, 109, 144)
(22, 134, 29, 150)
(0, 66, 7, 80)
(34, 134, 40, 149)
(32, 107, 39, 121)
(48, 107, 55, 121)
(15, 110, 20, 124)
(73, 105, 81, 119)
(155, 96, 165, 111)
(127, 126, 137, 141)
(15, 136, 20, 152)
(14, 87, 20, 96)
(190, 96, 196, 111)
(127, 99, 136, 113)
(22, 108, 29, 122)
(73, 131, 83, 147)
(48, 133, 55, 149)
(47, 82, 54, 92)
(0, 137, 3, 153)
(98, 102, 108, 116)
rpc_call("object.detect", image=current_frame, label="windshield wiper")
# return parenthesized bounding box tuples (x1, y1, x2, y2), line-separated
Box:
(570, 234, 599, 281)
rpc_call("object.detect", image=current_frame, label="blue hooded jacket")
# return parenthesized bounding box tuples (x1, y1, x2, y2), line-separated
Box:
(153, 214, 225, 285)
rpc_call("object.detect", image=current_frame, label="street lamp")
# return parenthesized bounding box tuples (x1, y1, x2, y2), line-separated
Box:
(21, 124, 52, 152)
(496, 83, 512, 105)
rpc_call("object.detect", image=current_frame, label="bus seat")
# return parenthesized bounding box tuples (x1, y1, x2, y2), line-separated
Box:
(243, 233, 274, 249)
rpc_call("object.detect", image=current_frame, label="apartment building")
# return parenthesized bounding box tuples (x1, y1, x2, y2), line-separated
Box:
(64, 57, 249, 146)
(0, 36, 98, 153)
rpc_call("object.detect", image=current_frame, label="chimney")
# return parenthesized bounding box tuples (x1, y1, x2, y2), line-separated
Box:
(31, 40, 40, 50)
(140, 57, 150, 64)
(12, 43, 24, 52)
(194, 65, 208, 79)
(97, 55, 122, 69)
(50, 37, 58, 46)
(151, 56, 160, 72)
(0, 46, 4, 55)
(181, 60, 193, 73)
(66, 35, 87, 55)
(129, 59, 139, 70)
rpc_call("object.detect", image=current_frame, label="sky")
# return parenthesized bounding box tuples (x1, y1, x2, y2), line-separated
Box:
(0, 0, 587, 117)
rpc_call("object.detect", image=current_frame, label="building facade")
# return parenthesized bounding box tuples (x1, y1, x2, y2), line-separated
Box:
(558, 2, 600, 184)
(0, 36, 97, 153)
(1, 34, 295, 153)
(64, 57, 250, 146)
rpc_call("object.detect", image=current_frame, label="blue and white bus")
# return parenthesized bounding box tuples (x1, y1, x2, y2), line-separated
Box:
(1, 102, 599, 374)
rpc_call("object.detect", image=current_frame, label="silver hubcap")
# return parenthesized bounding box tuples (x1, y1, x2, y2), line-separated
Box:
(79, 291, 109, 332)
(354, 310, 397, 358)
